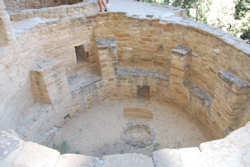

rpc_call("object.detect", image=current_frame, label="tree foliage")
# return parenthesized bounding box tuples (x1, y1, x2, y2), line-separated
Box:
(141, 0, 250, 43)
(234, 0, 249, 19)
(240, 28, 250, 43)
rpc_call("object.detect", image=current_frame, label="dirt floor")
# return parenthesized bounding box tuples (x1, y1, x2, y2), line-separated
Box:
(50, 99, 214, 157)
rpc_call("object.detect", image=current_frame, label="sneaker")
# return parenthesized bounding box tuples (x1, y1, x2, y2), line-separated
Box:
(106, 4, 110, 10)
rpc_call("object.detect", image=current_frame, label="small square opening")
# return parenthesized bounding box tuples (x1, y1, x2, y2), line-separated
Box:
(75, 45, 88, 64)
(137, 85, 150, 99)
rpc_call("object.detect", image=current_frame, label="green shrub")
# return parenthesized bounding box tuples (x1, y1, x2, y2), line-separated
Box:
(235, 0, 249, 19)
(240, 28, 250, 43)
(52, 141, 81, 154)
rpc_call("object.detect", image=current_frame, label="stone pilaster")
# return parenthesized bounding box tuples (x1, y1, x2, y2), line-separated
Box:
(96, 38, 118, 81)
(169, 45, 192, 107)
(211, 70, 250, 135)
(0, 0, 15, 46)
(30, 57, 71, 106)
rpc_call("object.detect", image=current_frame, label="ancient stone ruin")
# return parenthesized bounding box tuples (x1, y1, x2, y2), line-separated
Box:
(0, 0, 249, 166)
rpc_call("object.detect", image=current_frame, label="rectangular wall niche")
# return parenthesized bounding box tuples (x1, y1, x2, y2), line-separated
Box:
(137, 85, 150, 99)
(75, 44, 87, 64)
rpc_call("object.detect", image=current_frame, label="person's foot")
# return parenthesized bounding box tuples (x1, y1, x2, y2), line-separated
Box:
(104, 8, 108, 12)
(106, 3, 110, 10)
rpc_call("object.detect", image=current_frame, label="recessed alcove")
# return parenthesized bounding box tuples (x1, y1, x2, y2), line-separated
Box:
(75, 44, 87, 64)
(137, 85, 150, 99)
(67, 44, 101, 93)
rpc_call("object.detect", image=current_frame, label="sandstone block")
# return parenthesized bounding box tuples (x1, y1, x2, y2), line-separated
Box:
(55, 154, 101, 167)
(11, 142, 60, 167)
(226, 121, 250, 151)
(200, 139, 245, 167)
(96, 38, 117, 49)
(102, 153, 154, 167)
(172, 45, 192, 57)
(0, 130, 23, 160)
(153, 147, 202, 167)
(218, 70, 250, 94)
(124, 108, 153, 119)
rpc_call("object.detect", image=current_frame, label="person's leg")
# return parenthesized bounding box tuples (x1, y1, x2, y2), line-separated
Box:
(98, 0, 103, 12)
(101, 0, 107, 11)
(106, 0, 109, 4)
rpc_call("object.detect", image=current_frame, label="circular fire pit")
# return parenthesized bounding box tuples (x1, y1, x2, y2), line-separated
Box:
(122, 122, 155, 148)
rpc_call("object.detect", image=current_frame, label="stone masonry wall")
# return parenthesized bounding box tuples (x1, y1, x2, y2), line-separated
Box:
(0, 0, 15, 46)
(4, 0, 84, 11)
(93, 13, 250, 137)
(0, 0, 99, 142)
(0, 1, 249, 141)
(9, 1, 97, 22)
(0, 1, 249, 166)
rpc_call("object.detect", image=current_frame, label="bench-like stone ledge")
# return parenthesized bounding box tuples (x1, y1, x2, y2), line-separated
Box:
(96, 38, 117, 49)
(218, 70, 250, 94)
(172, 45, 192, 56)
(116, 66, 169, 81)
(184, 81, 213, 108)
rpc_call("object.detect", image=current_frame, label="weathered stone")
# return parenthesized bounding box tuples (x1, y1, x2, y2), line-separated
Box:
(6, 1, 98, 19)
(55, 154, 101, 167)
(0, 130, 23, 160)
(218, 70, 249, 88)
(137, 85, 150, 98)
(0, 0, 15, 46)
(116, 66, 169, 81)
(0, 0, 250, 166)
(226, 122, 250, 151)
(200, 139, 245, 167)
(102, 153, 154, 167)
(172, 45, 192, 56)
(30, 56, 71, 109)
(184, 81, 213, 108)
(169, 45, 192, 108)
(153, 147, 202, 167)
(121, 122, 155, 148)
(124, 108, 153, 119)
(10, 142, 60, 167)
(96, 38, 117, 49)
